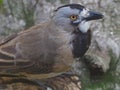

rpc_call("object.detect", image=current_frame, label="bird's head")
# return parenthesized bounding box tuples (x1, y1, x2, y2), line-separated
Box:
(53, 4, 103, 33)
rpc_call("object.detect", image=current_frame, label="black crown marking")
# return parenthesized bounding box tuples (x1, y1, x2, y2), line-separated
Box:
(55, 4, 85, 11)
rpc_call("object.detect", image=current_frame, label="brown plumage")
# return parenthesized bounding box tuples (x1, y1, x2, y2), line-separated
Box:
(0, 21, 74, 78)
(0, 4, 103, 79)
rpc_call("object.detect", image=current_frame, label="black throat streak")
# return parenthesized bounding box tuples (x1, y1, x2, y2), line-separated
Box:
(72, 29, 91, 58)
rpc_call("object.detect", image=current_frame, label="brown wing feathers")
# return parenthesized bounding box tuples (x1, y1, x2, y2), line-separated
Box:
(0, 33, 18, 60)
(0, 33, 19, 70)
(0, 33, 18, 46)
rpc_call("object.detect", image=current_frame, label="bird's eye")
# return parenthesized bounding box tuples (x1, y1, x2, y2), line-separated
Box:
(70, 15, 78, 21)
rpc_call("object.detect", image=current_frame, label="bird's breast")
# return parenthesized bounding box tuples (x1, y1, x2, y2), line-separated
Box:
(72, 29, 91, 58)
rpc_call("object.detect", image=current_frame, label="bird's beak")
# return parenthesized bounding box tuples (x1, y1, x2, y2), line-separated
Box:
(76, 10, 103, 33)
(84, 11, 103, 21)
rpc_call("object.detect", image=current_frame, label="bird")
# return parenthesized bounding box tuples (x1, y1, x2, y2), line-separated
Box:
(0, 4, 103, 79)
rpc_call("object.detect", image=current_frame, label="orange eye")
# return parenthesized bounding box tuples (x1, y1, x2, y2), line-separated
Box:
(70, 15, 78, 21)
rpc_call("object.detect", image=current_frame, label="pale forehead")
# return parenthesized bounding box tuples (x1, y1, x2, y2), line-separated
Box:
(80, 8, 90, 16)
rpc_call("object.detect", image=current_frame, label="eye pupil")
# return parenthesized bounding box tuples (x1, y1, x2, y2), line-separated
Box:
(70, 15, 77, 20)
(72, 16, 75, 18)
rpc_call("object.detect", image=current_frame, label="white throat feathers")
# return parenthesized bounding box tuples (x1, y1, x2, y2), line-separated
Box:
(78, 21, 91, 33)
